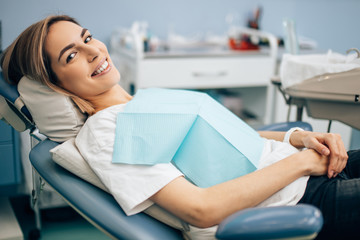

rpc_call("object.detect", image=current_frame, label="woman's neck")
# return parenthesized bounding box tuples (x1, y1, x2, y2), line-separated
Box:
(88, 85, 133, 114)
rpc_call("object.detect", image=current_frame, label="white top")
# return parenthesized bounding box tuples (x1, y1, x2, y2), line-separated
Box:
(75, 103, 309, 216)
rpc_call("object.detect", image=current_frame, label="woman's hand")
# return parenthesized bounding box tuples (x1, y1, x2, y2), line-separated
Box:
(292, 131, 348, 178)
(299, 149, 329, 177)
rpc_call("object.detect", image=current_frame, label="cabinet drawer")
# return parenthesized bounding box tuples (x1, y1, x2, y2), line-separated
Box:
(137, 57, 273, 89)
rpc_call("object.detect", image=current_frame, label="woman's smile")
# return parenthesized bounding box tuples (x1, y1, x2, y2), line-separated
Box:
(91, 58, 112, 77)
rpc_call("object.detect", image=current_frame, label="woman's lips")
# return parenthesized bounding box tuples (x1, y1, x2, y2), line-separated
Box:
(92, 59, 111, 77)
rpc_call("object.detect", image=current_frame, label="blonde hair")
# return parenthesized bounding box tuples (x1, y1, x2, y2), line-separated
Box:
(0, 15, 95, 115)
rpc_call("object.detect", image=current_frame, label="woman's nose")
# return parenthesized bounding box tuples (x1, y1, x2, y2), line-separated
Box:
(85, 45, 100, 62)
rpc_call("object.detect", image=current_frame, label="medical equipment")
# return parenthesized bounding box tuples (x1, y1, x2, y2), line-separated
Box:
(0, 71, 323, 240)
(274, 50, 360, 131)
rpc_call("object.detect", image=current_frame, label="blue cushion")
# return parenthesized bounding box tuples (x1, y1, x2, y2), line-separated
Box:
(216, 204, 323, 240)
(0, 72, 19, 104)
(258, 121, 313, 131)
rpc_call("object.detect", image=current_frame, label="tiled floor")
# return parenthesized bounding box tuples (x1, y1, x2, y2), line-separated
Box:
(10, 196, 110, 240)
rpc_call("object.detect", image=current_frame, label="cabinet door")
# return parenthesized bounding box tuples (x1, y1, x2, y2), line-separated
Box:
(0, 121, 21, 186)
(0, 121, 12, 142)
(0, 144, 16, 185)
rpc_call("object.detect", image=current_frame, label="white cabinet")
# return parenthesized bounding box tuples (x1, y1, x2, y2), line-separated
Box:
(112, 51, 276, 127)
(110, 28, 278, 127)
(118, 52, 274, 89)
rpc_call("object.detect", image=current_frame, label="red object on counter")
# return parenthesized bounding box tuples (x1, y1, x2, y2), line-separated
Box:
(228, 37, 259, 51)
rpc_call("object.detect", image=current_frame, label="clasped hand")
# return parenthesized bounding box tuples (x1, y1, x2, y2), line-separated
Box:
(300, 132, 348, 178)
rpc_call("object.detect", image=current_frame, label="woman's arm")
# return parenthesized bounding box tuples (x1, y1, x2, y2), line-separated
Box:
(150, 149, 328, 228)
(258, 130, 348, 178)
(258, 131, 286, 142)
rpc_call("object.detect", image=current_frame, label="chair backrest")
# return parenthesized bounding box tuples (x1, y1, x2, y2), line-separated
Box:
(0, 71, 34, 132)
(1, 72, 88, 142)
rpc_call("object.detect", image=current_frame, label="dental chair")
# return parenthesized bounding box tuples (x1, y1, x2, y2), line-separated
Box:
(0, 71, 323, 240)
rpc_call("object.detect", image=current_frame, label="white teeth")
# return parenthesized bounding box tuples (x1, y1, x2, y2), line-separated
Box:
(102, 61, 108, 69)
(93, 60, 109, 76)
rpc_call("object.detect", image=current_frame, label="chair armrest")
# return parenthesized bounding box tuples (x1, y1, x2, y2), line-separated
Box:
(216, 204, 323, 240)
(257, 121, 313, 132)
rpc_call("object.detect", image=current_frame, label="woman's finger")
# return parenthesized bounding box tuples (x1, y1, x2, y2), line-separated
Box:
(324, 133, 348, 177)
(303, 133, 330, 156)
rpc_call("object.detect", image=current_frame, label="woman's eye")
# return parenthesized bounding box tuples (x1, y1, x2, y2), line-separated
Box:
(66, 52, 76, 63)
(85, 35, 92, 43)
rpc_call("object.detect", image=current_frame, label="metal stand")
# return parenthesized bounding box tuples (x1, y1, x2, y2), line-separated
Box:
(271, 76, 332, 132)
(28, 130, 47, 240)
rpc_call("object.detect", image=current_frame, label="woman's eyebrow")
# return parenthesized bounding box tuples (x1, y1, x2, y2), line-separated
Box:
(81, 28, 88, 37)
(58, 43, 75, 62)
(57, 28, 89, 62)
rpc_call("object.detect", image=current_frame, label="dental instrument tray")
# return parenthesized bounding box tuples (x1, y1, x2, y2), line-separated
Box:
(277, 67, 360, 130)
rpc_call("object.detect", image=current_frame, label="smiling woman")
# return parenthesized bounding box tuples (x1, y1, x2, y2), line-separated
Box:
(1, 14, 360, 240)
(44, 20, 131, 112)
(1, 15, 131, 115)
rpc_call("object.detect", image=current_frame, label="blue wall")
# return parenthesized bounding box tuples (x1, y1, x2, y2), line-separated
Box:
(1, 0, 359, 53)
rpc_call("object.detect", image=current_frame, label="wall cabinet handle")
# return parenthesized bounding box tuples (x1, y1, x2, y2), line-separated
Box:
(192, 71, 228, 78)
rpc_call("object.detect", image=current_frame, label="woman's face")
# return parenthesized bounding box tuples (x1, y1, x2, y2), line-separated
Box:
(45, 21, 120, 100)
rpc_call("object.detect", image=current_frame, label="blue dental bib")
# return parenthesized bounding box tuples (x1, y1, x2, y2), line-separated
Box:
(112, 88, 264, 188)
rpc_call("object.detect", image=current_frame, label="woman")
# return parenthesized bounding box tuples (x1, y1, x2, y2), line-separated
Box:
(1, 15, 358, 239)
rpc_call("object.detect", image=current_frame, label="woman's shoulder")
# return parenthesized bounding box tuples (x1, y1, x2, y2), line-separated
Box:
(79, 104, 126, 142)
